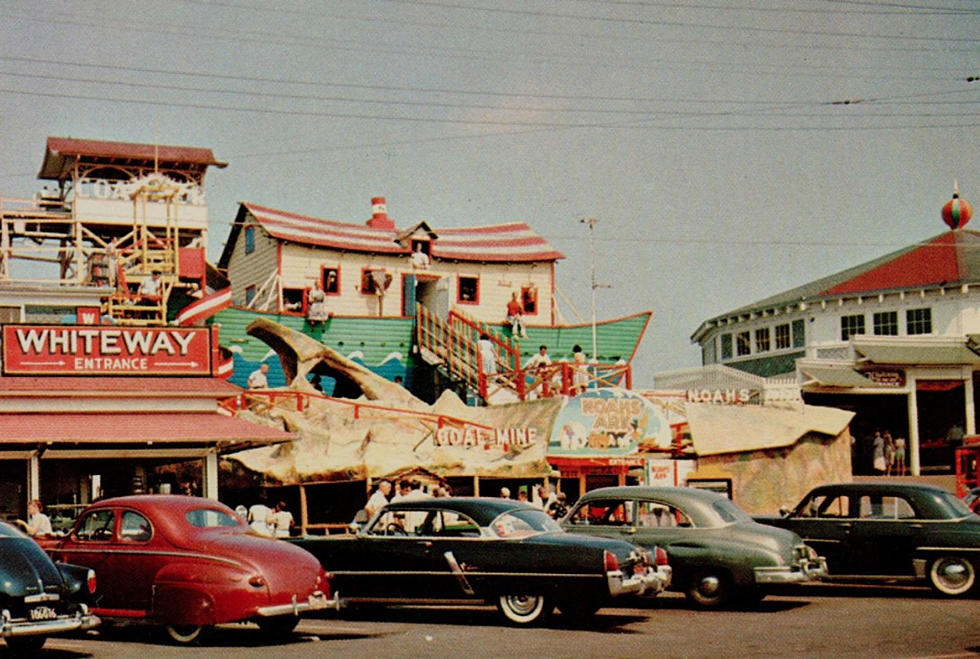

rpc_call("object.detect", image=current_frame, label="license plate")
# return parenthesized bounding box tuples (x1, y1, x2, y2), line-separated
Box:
(28, 606, 58, 621)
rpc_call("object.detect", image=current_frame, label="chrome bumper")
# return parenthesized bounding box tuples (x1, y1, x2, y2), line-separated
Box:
(256, 591, 341, 617)
(608, 565, 672, 597)
(0, 604, 100, 638)
(754, 556, 829, 584)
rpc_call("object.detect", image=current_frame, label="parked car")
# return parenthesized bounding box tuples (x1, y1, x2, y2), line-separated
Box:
(291, 496, 672, 625)
(39, 495, 338, 644)
(755, 482, 980, 596)
(963, 487, 980, 514)
(561, 486, 827, 608)
(0, 520, 99, 653)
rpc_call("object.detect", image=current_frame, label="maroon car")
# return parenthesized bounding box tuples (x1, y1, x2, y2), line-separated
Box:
(39, 495, 337, 644)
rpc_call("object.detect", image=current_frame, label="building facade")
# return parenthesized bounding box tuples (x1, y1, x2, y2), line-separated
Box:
(683, 191, 977, 476)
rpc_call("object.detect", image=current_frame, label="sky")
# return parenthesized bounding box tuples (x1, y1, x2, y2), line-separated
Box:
(0, 0, 976, 386)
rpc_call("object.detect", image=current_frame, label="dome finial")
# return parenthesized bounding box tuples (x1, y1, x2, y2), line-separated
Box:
(942, 182, 972, 230)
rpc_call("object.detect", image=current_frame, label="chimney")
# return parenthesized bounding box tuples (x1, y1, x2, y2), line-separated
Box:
(366, 196, 395, 229)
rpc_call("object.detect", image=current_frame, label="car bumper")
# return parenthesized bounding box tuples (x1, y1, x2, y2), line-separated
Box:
(608, 565, 672, 597)
(0, 604, 100, 638)
(754, 556, 829, 584)
(255, 590, 341, 617)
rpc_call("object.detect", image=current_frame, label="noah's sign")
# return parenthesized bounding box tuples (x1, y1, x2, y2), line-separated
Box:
(2, 325, 211, 376)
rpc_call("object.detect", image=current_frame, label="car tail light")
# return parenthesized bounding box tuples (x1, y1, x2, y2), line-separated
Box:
(87, 569, 97, 594)
(248, 575, 267, 588)
(603, 550, 620, 573)
(654, 546, 669, 567)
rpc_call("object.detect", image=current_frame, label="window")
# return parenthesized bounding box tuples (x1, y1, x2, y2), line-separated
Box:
(244, 284, 256, 306)
(282, 288, 305, 313)
(410, 239, 431, 257)
(569, 499, 634, 526)
(858, 496, 915, 520)
(321, 267, 340, 294)
(841, 314, 866, 340)
(361, 268, 390, 294)
(755, 327, 770, 352)
(873, 311, 898, 336)
(798, 494, 851, 518)
(186, 508, 241, 528)
(792, 319, 806, 347)
(636, 501, 693, 528)
(736, 330, 751, 356)
(75, 509, 115, 541)
(775, 323, 790, 350)
(120, 511, 151, 541)
(244, 225, 255, 254)
(457, 276, 479, 304)
(521, 285, 538, 315)
(720, 333, 733, 360)
(907, 307, 932, 335)
(702, 338, 717, 365)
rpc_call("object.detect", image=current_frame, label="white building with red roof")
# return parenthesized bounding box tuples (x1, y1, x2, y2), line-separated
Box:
(670, 188, 978, 478)
(218, 197, 565, 325)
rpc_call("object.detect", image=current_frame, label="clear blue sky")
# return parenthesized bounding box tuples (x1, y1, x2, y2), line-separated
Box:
(1, 1, 976, 385)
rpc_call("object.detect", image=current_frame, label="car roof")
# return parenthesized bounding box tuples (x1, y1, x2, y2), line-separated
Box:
(803, 482, 951, 496)
(577, 485, 728, 504)
(382, 497, 539, 525)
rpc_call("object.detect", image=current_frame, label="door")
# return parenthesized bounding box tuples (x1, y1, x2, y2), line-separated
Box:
(846, 493, 918, 576)
(402, 274, 417, 316)
(784, 493, 858, 575)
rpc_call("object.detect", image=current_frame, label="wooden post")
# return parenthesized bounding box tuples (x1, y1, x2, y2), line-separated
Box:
(299, 484, 308, 536)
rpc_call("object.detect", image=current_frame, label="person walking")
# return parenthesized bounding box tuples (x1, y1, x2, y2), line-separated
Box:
(505, 292, 527, 337)
(270, 500, 295, 538)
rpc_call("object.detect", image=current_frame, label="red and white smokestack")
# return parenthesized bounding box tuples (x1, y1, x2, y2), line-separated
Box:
(367, 196, 395, 229)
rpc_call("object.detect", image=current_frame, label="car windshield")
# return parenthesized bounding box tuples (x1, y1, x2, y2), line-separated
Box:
(932, 490, 974, 518)
(489, 508, 560, 538)
(186, 508, 242, 528)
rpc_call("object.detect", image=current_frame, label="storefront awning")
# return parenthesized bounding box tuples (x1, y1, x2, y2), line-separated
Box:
(799, 365, 876, 388)
(0, 412, 294, 453)
(852, 337, 980, 366)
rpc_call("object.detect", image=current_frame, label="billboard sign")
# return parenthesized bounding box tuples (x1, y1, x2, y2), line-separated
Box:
(2, 325, 212, 376)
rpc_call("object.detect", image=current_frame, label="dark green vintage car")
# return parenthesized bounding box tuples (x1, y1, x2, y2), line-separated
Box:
(755, 482, 980, 596)
(290, 497, 671, 625)
(0, 521, 99, 653)
(562, 486, 827, 608)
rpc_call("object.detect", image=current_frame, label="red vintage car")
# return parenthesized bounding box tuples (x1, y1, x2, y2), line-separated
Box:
(39, 495, 337, 644)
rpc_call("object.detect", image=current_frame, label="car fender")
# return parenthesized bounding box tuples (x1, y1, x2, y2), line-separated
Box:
(661, 540, 761, 587)
(55, 562, 95, 604)
(151, 583, 217, 626)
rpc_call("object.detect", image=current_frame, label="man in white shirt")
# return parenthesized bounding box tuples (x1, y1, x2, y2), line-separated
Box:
(247, 363, 270, 389)
(365, 480, 392, 519)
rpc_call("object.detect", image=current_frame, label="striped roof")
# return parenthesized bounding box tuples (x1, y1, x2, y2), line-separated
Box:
(692, 229, 980, 340)
(229, 202, 564, 264)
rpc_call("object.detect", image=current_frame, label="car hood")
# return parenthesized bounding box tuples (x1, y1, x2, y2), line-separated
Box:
(0, 536, 66, 597)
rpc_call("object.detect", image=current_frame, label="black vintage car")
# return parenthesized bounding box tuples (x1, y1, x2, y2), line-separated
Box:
(756, 482, 980, 596)
(0, 521, 100, 653)
(291, 497, 672, 625)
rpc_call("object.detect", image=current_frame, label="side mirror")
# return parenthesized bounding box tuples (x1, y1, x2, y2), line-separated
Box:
(778, 506, 790, 517)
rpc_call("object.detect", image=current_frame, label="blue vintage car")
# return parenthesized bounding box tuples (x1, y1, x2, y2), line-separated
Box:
(563, 486, 827, 608)
(291, 496, 672, 625)
(0, 521, 99, 653)
(756, 482, 980, 596)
